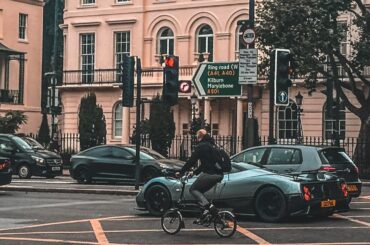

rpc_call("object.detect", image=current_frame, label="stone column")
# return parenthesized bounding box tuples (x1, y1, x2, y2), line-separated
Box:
(236, 98, 244, 152)
(204, 98, 211, 126)
(121, 107, 130, 144)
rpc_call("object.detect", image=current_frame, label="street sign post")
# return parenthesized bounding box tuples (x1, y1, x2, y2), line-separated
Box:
(192, 62, 241, 97)
(239, 48, 258, 84)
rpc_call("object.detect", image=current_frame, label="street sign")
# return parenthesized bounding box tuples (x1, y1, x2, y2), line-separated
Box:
(242, 28, 255, 45)
(239, 49, 258, 84)
(179, 80, 191, 93)
(192, 62, 241, 97)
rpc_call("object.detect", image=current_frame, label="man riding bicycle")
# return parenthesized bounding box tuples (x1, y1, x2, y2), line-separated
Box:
(176, 129, 223, 223)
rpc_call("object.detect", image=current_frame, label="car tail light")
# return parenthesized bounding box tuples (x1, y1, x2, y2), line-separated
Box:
(0, 160, 10, 171)
(341, 183, 348, 198)
(320, 166, 336, 171)
(303, 185, 311, 201)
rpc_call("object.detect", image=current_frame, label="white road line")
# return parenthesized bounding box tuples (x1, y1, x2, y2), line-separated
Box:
(351, 201, 370, 204)
(359, 196, 370, 200)
(334, 214, 370, 228)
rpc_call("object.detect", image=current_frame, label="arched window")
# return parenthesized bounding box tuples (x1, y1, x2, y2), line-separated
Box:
(323, 101, 346, 140)
(235, 25, 243, 58)
(158, 27, 174, 55)
(197, 24, 213, 62)
(277, 100, 298, 139)
(113, 103, 122, 138)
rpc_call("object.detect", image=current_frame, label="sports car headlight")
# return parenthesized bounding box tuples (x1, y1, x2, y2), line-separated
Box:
(158, 163, 171, 169)
(31, 156, 45, 166)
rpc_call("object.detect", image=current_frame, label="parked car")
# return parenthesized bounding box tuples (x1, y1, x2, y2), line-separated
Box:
(136, 162, 350, 222)
(69, 145, 184, 184)
(0, 157, 12, 186)
(0, 134, 63, 179)
(231, 145, 362, 199)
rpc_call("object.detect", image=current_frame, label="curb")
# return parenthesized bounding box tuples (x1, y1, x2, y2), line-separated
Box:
(0, 186, 139, 196)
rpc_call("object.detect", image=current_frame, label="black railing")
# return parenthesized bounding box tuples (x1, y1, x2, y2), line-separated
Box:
(0, 89, 21, 104)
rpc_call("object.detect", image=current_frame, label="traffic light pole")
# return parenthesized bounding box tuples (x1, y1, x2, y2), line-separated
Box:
(135, 58, 142, 190)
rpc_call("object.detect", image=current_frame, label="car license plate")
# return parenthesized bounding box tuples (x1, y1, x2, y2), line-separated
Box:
(347, 184, 358, 192)
(321, 199, 336, 208)
(52, 166, 60, 171)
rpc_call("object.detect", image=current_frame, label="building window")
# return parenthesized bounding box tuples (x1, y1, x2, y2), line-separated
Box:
(115, 31, 130, 67)
(113, 103, 122, 138)
(82, 0, 95, 5)
(19, 14, 27, 40)
(197, 24, 213, 62)
(117, 0, 130, 3)
(211, 123, 219, 136)
(158, 27, 174, 55)
(182, 123, 189, 135)
(80, 33, 95, 84)
(277, 100, 298, 139)
(323, 101, 346, 140)
(235, 25, 243, 57)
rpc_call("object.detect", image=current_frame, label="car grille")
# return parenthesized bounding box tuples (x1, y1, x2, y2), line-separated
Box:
(305, 181, 343, 200)
(46, 159, 62, 166)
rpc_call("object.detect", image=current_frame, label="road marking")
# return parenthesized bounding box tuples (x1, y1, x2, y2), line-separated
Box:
(0, 236, 115, 245)
(236, 225, 271, 245)
(0, 215, 136, 232)
(359, 196, 370, 200)
(90, 219, 109, 245)
(334, 214, 370, 228)
(351, 201, 370, 204)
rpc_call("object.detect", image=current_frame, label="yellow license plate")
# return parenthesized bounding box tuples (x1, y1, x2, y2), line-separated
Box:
(321, 200, 336, 208)
(347, 184, 358, 192)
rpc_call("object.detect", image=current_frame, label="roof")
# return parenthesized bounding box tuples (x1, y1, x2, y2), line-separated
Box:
(0, 43, 24, 55)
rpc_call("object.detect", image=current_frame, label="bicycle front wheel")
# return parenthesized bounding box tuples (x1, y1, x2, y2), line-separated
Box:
(161, 209, 183, 235)
(214, 211, 237, 238)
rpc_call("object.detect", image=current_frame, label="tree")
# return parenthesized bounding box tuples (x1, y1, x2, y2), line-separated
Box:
(148, 96, 175, 157)
(0, 111, 27, 134)
(256, 0, 370, 170)
(37, 113, 51, 146)
(78, 93, 106, 151)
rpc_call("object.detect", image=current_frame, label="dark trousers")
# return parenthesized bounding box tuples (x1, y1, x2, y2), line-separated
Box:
(189, 173, 223, 207)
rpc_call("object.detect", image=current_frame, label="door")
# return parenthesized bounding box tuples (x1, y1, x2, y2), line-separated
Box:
(0, 137, 18, 170)
(111, 146, 136, 179)
(85, 146, 114, 178)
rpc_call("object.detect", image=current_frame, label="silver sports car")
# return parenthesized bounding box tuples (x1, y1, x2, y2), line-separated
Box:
(136, 162, 350, 222)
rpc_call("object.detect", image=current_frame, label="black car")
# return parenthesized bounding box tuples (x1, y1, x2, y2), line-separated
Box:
(70, 145, 184, 184)
(0, 134, 63, 179)
(231, 145, 362, 199)
(0, 157, 12, 186)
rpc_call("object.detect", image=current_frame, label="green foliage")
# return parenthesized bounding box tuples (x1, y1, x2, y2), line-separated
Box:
(37, 113, 51, 146)
(0, 111, 27, 134)
(78, 93, 107, 151)
(190, 117, 210, 135)
(148, 96, 175, 157)
(131, 119, 151, 144)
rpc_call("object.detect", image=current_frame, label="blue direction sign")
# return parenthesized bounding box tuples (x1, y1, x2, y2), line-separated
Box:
(192, 62, 242, 97)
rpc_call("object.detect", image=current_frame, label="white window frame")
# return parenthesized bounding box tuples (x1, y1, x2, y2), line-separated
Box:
(158, 27, 174, 55)
(82, 0, 95, 5)
(277, 100, 298, 140)
(113, 103, 123, 138)
(114, 31, 130, 68)
(19, 13, 28, 40)
(80, 33, 95, 84)
(323, 101, 346, 140)
(196, 24, 213, 61)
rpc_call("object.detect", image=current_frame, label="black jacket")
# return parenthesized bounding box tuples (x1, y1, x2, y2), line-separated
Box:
(180, 134, 222, 175)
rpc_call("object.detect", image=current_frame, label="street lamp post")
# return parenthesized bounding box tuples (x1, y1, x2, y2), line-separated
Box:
(190, 93, 197, 150)
(295, 92, 303, 144)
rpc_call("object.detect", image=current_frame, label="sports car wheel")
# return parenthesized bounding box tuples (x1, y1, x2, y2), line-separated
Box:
(18, 164, 32, 179)
(255, 186, 287, 222)
(75, 167, 91, 184)
(146, 184, 172, 216)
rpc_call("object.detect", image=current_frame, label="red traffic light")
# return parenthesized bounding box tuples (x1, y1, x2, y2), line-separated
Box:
(164, 56, 178, 68)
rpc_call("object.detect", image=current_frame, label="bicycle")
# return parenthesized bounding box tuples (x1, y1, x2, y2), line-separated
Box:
(160, 172, 237, 238)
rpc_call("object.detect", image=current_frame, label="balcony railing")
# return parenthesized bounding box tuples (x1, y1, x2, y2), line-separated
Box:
(0, 89, 21, 104)
(62, 66, 198, 85)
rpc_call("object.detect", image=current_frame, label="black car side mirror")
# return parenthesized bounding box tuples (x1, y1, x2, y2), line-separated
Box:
(126, 155, 135, 161)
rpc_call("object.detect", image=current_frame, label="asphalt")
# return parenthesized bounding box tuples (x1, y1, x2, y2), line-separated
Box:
(0, 169, 369, 196)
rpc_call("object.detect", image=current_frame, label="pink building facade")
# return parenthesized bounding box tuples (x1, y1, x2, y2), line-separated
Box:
(0, 0, 43, 133)
(60, 0, 364, 149)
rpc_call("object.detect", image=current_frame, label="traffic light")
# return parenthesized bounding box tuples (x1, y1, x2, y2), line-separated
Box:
(273, 49, 293, 106)
(163, 55, 179, 106)
(120, 55, 135, 107)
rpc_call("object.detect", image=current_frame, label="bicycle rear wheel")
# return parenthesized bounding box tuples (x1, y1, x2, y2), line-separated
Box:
(214, 211, 237, 238)
(161, 209, 183, 235)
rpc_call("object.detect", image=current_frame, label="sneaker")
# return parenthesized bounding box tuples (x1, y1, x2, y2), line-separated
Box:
(193, 209, 210, 225)
(209, 204, 218, 216)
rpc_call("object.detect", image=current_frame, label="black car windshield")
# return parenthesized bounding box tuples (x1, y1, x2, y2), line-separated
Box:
(12, 136, 33, 152)
(22, 137, 45, 150)
(319, 148, 353, 165)
(125, 147, 165, 160)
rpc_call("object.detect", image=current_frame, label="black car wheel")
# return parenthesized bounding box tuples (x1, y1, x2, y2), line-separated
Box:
(145, 184, 172, 216)
(18, 164, 32, 179)
(74, 166, 91, 184)
(141, 167, 160, 183)
(255, 186, 287, 222)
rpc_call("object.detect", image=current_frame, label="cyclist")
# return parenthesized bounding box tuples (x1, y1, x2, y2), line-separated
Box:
(176, 129, 223, 223)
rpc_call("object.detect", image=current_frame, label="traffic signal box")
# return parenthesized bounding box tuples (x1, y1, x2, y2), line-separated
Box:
(120, 55, 135, 107)
(163, 55, 179, 106)
(273, 49, 293, 106)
